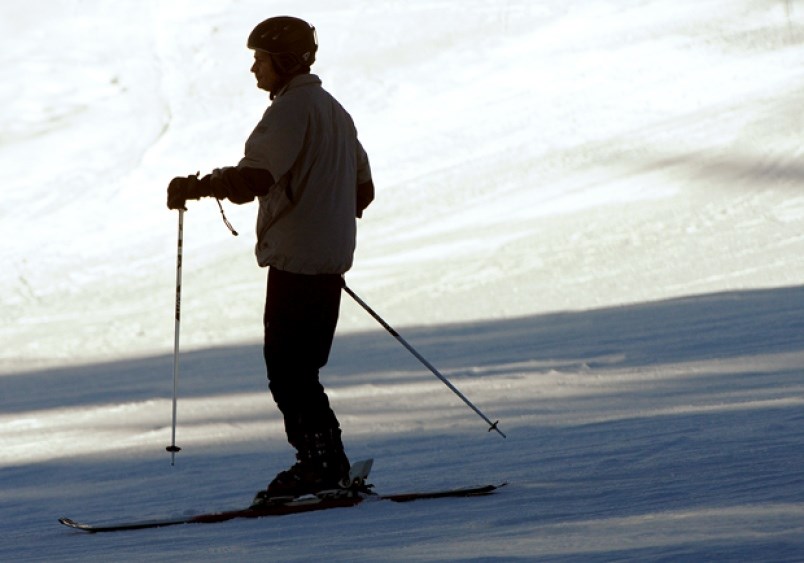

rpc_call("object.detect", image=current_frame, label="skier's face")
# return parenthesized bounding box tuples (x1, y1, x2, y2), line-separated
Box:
(251, 51, 280, 93)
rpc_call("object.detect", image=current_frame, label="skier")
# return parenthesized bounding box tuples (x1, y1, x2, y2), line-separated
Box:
(166, 15, 374, 504)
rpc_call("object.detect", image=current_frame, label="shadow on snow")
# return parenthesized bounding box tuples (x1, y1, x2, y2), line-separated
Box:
(2, 284, 802, 414)
(1, 285, 803, 559)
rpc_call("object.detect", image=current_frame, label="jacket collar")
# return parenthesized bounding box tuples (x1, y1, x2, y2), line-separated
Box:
(274, 73, 321, 99)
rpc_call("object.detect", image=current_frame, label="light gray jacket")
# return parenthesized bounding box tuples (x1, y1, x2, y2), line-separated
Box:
(238, 74, 372, 274)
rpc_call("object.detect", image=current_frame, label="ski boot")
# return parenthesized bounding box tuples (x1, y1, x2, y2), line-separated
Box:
(251, 429, 353, 507)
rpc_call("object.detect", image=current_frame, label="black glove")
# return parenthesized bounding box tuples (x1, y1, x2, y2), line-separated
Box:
(167, 174, 213, 210)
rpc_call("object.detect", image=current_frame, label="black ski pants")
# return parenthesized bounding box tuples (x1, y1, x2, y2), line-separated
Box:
(263, 267, 343, 450)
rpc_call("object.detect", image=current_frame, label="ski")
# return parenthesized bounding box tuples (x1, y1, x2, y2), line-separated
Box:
(58, 459, 505, 533)
(59, 483, 505, 533)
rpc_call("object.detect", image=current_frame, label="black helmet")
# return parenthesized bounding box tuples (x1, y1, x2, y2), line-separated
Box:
(247, 16, 318, 75)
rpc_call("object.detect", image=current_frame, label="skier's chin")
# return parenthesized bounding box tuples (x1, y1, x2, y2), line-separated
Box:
(256, 77, 271, 92)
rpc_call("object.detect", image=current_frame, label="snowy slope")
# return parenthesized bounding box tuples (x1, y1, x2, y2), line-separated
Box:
(2, 0, 803, 561)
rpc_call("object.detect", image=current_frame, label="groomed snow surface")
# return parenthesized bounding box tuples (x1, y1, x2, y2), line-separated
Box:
(2, 1, 803, 561)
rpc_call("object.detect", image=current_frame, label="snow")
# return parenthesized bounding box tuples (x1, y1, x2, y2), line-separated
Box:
(1, 0, 803, 560)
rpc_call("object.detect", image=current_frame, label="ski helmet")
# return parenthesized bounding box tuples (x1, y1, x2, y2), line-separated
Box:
(247, 16, 318, 75)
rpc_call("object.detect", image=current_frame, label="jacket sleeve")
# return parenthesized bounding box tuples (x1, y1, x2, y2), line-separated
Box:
(198, 167, 276, 204)
(356, 180, 374, 218)
(355, 139, 374, 218)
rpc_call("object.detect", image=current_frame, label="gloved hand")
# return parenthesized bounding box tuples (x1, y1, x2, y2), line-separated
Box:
(167, 173, 213, 210)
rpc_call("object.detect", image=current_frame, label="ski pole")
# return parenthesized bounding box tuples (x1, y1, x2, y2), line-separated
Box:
(343, 284, 506, 438)
(166, 209, 184, 464)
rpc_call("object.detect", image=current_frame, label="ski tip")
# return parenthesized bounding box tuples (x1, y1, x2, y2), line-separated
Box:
(474, 482, 508, 494)
(59, 517, 94, 532)
(456, 482, 508, 494)
(488, 482, 508, 494)
(467, 481, 508, 494)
